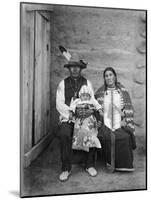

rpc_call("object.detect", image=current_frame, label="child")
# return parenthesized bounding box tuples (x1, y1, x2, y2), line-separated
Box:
(70, 85, 103, 152)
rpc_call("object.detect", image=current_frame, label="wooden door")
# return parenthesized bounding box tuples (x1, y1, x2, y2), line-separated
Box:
(33, 11, 51, 145)
(21, 4, 53, 167)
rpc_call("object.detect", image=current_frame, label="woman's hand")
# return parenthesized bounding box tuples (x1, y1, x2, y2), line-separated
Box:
(96, 120, 103, 129)
(113, 104, 125, 119)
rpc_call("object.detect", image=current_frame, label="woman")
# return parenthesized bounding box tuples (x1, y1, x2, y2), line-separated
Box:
(95, 67, 136, 172)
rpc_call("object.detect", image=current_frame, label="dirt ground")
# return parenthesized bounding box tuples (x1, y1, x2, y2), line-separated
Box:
(23, 138, 146, 197)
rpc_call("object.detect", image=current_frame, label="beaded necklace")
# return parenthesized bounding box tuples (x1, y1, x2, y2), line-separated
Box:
(69, 76, 82, 100)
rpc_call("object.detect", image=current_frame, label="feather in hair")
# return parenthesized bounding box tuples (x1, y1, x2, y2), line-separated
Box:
(59, 45, 71, 61)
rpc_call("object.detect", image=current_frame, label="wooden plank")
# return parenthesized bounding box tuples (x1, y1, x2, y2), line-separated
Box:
(22, 7, 29, 153)
(21, 3, 53, 12)
(41, 15, 47, 139)
(21, 7, 34, 153)
(40, 14, 51, 139)
(45, 18, 51, 136)
(46, 20, 51, 135)
(34, 11, 43, 144)
(30, 11, 52, 146)
(39, 11, 52, 21)
(24, 133, 53, 168)
(20, 5, 26, 195)
(28, 12, 35, 149)
(34, 11, 51, 144)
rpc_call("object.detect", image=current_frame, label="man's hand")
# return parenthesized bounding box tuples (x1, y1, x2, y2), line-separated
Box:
(69, 111, 74, 120)
(98, 108, 103, 117)
(75, 108, 93, 118)
(121, 118, 127, 127)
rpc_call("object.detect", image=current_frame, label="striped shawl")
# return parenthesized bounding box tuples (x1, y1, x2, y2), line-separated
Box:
(95, 82, 135, 134)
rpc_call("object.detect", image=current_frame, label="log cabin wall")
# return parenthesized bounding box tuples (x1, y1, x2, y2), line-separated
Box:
(51, 6, 146, 152)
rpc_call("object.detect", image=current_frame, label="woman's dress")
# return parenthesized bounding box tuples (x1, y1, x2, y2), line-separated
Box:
(95, 83, 136, 171)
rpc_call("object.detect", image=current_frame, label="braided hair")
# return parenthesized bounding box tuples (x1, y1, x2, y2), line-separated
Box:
(103, 67, 119, 94)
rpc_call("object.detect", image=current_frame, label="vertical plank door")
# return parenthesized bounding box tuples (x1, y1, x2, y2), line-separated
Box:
(22, 9, 35, 153)
(34, 11, 51, 145)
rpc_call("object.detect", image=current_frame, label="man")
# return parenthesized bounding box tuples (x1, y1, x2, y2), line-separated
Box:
(56, 52, 98, 181)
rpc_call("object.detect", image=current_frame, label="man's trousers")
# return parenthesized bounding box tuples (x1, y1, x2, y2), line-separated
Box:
(58, 122, 96, 171)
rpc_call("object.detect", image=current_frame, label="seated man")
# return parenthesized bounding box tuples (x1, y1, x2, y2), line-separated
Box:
(56, 51, 98, 181)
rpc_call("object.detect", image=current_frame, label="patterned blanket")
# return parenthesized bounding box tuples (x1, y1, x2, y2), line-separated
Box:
(95, 82, 135, 134)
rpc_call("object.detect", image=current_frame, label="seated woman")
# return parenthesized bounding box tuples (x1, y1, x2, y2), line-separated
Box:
(95, 67, 136, 172)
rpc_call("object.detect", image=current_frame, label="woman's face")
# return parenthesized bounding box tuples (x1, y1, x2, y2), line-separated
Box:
(104, 70, 116, 87)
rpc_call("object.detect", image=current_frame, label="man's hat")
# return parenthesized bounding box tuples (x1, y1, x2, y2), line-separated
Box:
(59, 45, 87, 69)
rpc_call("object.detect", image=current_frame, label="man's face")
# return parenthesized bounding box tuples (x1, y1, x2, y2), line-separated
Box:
(69, 66, 81, 78)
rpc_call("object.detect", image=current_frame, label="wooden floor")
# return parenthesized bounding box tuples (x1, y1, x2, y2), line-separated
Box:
(22, 138, 146, 197)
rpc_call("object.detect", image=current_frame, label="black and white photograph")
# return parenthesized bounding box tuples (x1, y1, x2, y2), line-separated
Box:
(20, 2, 147, 198)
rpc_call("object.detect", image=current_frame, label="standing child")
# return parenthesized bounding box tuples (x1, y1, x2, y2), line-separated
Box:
(70, 85, 103, 152)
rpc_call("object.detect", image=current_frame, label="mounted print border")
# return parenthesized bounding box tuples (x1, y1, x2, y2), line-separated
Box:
(20, 2, 147, 198)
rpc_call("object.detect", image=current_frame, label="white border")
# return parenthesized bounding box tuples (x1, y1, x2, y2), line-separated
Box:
(0, 0, 150, 200)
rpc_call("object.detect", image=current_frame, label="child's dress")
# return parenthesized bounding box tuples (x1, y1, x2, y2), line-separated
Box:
(70, 99, 102, 152)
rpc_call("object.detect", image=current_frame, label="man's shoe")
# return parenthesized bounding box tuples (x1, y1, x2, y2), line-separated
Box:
(59, 171, 71, 182)
(86, 167, 97, 177)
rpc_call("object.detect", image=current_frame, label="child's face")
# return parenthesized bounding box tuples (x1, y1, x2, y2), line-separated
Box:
(80, 93, 91, 101)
